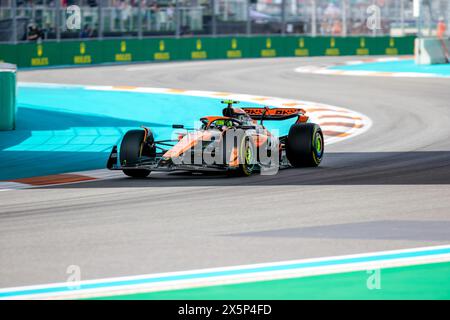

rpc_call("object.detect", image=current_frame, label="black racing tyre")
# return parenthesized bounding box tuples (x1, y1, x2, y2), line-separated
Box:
(120, 129, 151, 178)
(286, 123, 324, 167)
(122, 169, 151, 178)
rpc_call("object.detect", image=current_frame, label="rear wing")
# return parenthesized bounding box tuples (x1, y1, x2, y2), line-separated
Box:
(242, 107, 307, 122)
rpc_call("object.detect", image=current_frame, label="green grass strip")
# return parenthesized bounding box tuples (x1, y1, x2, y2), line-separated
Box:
(90, 261, 450, 300)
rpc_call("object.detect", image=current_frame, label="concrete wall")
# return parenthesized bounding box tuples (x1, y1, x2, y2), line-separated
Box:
(415, 37, 450, 64)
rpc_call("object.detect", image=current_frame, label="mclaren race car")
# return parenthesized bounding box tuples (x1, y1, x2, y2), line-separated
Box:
(106, 100, 324, 177)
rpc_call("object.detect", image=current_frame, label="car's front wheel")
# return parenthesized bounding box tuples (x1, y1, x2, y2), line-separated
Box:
(120, 129, 151, 178)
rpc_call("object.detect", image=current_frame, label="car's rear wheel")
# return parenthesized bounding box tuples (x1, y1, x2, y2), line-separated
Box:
(120, 129, 151, 178)
(286, 123, 324, 167)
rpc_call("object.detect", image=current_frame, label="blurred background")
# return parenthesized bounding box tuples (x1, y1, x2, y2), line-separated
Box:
(0, 0, 449, 42)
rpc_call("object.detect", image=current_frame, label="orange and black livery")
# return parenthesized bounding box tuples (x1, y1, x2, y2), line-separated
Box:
(107, 100, 324, 178)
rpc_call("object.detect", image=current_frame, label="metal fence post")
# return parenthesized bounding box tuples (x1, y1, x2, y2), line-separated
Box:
(98, 0, 104, 39)
(11, 0, 17, 44)
(211, 0, 217, 35)
(175, 0, 181, 37)
(311, 0, 316, 36)
(246, 0, 251, 35)
(281, 0, 286, 35)
(448, 0, 450, 36)
(55, 0, 61, 41)
(400, 0, 405, 36)
(137, 1, 143, 38)
(417, 0, 422, 38)
(341, 0, 347, 36)
(372, 0, 376, 36)
(426, 0, 431, 36)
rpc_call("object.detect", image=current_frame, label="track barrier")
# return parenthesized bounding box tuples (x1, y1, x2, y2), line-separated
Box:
(0, 36, 415, 69)
(0, 63, 16, 131)
(415, 37, 450, 64)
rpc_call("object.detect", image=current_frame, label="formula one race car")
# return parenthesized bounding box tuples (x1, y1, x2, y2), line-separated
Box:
(106, 100, 324, 177)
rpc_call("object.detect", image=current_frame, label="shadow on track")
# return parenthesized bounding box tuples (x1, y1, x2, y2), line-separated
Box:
(226, 220, 450, 241)
(42, 151, 450, 188)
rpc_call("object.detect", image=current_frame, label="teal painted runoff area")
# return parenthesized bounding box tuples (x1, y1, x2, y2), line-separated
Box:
(331, 59, 450, 77)
(0, 85, 292, 180)
(97, 261, 450, 300)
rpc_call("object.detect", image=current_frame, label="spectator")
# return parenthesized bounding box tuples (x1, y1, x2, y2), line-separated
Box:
(437, 17, 447, 39)
(331, 19, 342, 36)
(120, 0, 132, 31)
(150, 1, 160, 30)
(320, 19, 329, 35)
(80, 24, 93, 38)
(27, 24, 44, 41)
(167, 3, 174, 29)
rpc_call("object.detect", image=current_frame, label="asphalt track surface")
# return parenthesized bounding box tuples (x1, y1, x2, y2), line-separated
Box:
(1, 57, 450, 287)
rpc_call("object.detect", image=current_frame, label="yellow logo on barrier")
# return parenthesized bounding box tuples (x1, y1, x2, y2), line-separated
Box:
(325, 37, 340, 56)
(196, 39, 202, 50)
(295, 38, 309, 56)
(116, 41, 132, 62)
(31, 44, 48, 66)
(386, 37, 398, 55)
(80, 42, 86, 54)
(357, 37, 369, 55)
(232, 38, 238, 49)
(37, 44, 43, 57)
(227, 38, 242, 58)
(74, 42, 92, 64)
(191, 39, 207, 59)
(261, 38, 276, 57)
(154, 40, 170, 60)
